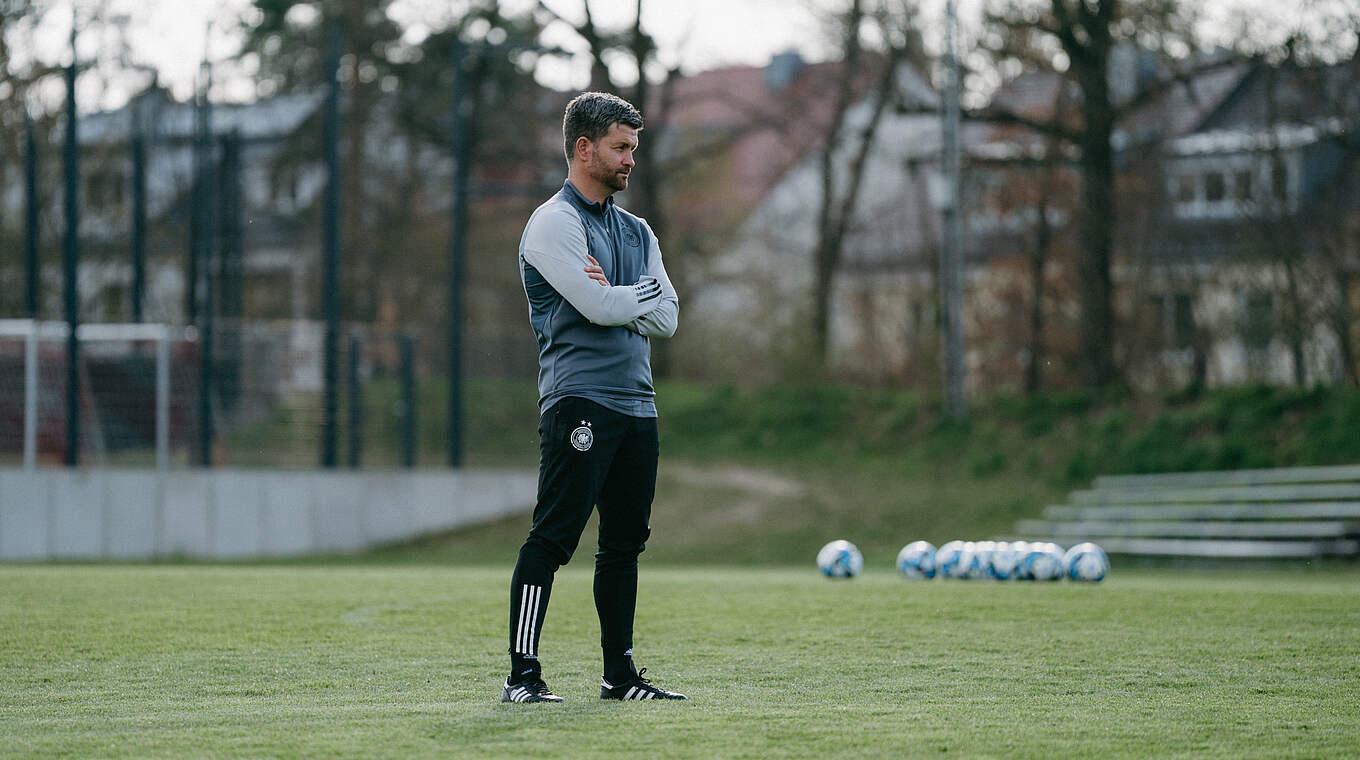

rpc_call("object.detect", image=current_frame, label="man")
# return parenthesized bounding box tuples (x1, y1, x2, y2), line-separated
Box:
(501, 92, 684, 704)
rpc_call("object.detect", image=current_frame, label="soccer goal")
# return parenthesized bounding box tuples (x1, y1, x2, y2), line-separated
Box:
(0, 320, 192, 470)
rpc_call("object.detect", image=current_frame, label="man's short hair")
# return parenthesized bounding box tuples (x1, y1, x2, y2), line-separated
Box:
(563, 91, 644, 163)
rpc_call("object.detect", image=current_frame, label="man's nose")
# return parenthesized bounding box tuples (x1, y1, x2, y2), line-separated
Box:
(621, 150, 635, 167)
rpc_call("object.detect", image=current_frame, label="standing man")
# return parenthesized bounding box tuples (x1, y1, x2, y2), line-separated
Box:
(501, 92, 684, 704)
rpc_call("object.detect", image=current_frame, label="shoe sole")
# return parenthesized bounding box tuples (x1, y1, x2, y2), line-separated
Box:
(600, 689, 686, 701)
(501, 687, 564, 704)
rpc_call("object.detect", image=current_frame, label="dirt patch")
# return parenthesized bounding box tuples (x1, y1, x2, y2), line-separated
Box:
(663, 462, 807, 498)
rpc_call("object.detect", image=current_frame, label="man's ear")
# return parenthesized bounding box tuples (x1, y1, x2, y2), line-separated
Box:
(574, 135, 593, 162)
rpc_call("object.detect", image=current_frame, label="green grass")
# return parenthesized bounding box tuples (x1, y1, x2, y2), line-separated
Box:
(15, 381, 1358, 755)
(4, 564, 1359, 758)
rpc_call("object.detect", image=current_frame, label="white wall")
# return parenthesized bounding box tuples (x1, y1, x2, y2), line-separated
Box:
(0, 468, 536, 561)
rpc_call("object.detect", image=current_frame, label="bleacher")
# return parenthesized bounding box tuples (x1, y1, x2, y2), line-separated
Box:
(1015, 464, 1360, 559)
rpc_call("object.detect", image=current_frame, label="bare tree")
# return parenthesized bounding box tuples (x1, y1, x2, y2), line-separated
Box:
(809, 0, 919, 365)
(1024, 137, 1062, 394)
(1302, 24, 1360, 386)
(982, 0, 1197, 390)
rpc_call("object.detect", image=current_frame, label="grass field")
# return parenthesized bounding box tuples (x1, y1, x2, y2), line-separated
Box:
(4, 563, 1358, 758)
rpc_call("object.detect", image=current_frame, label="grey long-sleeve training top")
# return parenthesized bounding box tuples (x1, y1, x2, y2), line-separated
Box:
(519, 179, 679, 418)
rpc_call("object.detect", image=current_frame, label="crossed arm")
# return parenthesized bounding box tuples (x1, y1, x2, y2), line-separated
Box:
(583, 235, 678, 337)
(521, 207, 679, 338)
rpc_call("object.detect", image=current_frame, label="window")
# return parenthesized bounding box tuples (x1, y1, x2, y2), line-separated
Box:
(1270, 160, 1289, 203)
(86, 169, 124, 210)
(1173, 174, 1196, 203)
(1172, 294, 1195, 349)
(1243, 292, 1274, 351)
(272, 167, 299, 207)
(1234, 170, 1254, 201)
(1148, 293, 1197, 349)
(1204, 171, 1226, 202)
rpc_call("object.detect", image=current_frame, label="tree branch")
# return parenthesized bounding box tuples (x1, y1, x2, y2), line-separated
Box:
(967, 104, 1081, 143)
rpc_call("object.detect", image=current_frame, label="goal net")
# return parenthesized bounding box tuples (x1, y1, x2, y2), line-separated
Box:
(0, 320, 198, 468)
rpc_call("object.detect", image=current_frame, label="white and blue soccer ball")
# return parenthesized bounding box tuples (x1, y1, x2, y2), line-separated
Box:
(896, 540, 937, 580)
(988, 541, 1021, 580)
(935, 540, 966, 579)
(959, 541, 986, 579)
(971, 540, 997, 580)
(1020, 542, 1066, 581)
(1063, 542, 1110, 582)
(817, 539, 864, 578)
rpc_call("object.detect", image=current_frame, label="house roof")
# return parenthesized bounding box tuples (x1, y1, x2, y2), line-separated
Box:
(653, 52, 935, 231)
(79, 90, 326, 145)
(977, 54, 1257, 154)
(1121, 61, 1253, 143)
(1169, 118, 1350, 156)
(656, 57, 870, 210)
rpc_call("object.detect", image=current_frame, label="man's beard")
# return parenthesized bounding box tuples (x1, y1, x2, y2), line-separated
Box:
(591, 159, 629, 192)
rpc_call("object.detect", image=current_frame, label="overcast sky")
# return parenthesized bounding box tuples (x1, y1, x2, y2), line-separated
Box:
(7, 0, 1356, 112)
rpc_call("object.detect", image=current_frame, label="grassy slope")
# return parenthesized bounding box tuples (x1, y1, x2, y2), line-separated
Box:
(3, 564, 1358, 759)
(381, 381, 1360, 567)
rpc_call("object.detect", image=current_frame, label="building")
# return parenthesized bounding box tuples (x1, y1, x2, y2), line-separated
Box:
(686, 49, 1359, 391)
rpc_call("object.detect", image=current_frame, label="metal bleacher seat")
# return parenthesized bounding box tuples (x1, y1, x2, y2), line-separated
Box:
(1015, 464, 1360, 558)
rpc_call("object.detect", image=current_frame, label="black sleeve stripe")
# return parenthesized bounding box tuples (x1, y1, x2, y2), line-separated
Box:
(634, 279, 662, 303)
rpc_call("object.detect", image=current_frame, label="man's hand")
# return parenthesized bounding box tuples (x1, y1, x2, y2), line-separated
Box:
(584, 254, 609, 286)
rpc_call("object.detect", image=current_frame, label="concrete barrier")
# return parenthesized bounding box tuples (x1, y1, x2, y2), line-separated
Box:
(0, 467, 537, 561)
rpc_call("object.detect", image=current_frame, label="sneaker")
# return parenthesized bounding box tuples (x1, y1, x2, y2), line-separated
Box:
(501, 677, 565, 703)
(600, 668, 687, 701)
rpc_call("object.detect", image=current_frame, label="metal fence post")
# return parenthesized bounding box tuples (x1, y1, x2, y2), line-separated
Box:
(63, 22, 81, 467)
(131, 107, 146, 324)
(321, 24, 343, 469)
(401, 333, 416, 469)
(348, 332, 362, 469)
(24, 111, 39, 320)
(24, 323, 38, 470)
(156, 326, 170, 471)
(194, 60, 215, 468)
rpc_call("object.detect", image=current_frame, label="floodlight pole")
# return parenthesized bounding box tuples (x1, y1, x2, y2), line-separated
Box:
(940, 0, 968, 420)
(24, 109, 39, 320)
(321, 24, 342, 469)
(194, 49, 216, 467)
(447, 39, 473, 469)
(63, 19, 81, 466)
(130, 95, 147, 323)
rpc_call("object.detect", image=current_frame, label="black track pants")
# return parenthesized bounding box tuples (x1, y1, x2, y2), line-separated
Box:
(508, 397, 657, 675)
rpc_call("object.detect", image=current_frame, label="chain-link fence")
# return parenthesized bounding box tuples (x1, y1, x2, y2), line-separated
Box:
(1, 319, 541, 470)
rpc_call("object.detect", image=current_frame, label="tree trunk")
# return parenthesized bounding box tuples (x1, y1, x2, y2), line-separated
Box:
(1026, 172, 1052, 395)
(1047, 0, 1120, 390)
(1074, 60, 1118, 389)
(810, 0, 864, 364)
(1282, 254, 1308, 386)
(1334, 268, 1357, 386)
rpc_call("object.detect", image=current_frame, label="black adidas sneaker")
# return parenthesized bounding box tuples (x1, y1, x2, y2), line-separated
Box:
(600, 668, 687, 701)
(501, 677, 565, 703)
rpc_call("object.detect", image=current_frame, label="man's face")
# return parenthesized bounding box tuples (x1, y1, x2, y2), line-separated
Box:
(582, 122, 639, 194)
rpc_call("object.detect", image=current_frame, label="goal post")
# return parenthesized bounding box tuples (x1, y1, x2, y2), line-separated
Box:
(0, 320, 179, 470)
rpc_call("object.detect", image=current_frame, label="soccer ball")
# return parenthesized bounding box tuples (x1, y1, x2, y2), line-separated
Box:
(988, 541, 1020, 580)
(1063, 542, 1110, 582)
(955, 541, 984, 579)
(1020, 542, 1066, 581)
(970, 540, 997, 580)
(896, 541, 937, 580)
(817, 540, 864, 578)
(935, 540, 966, 579)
